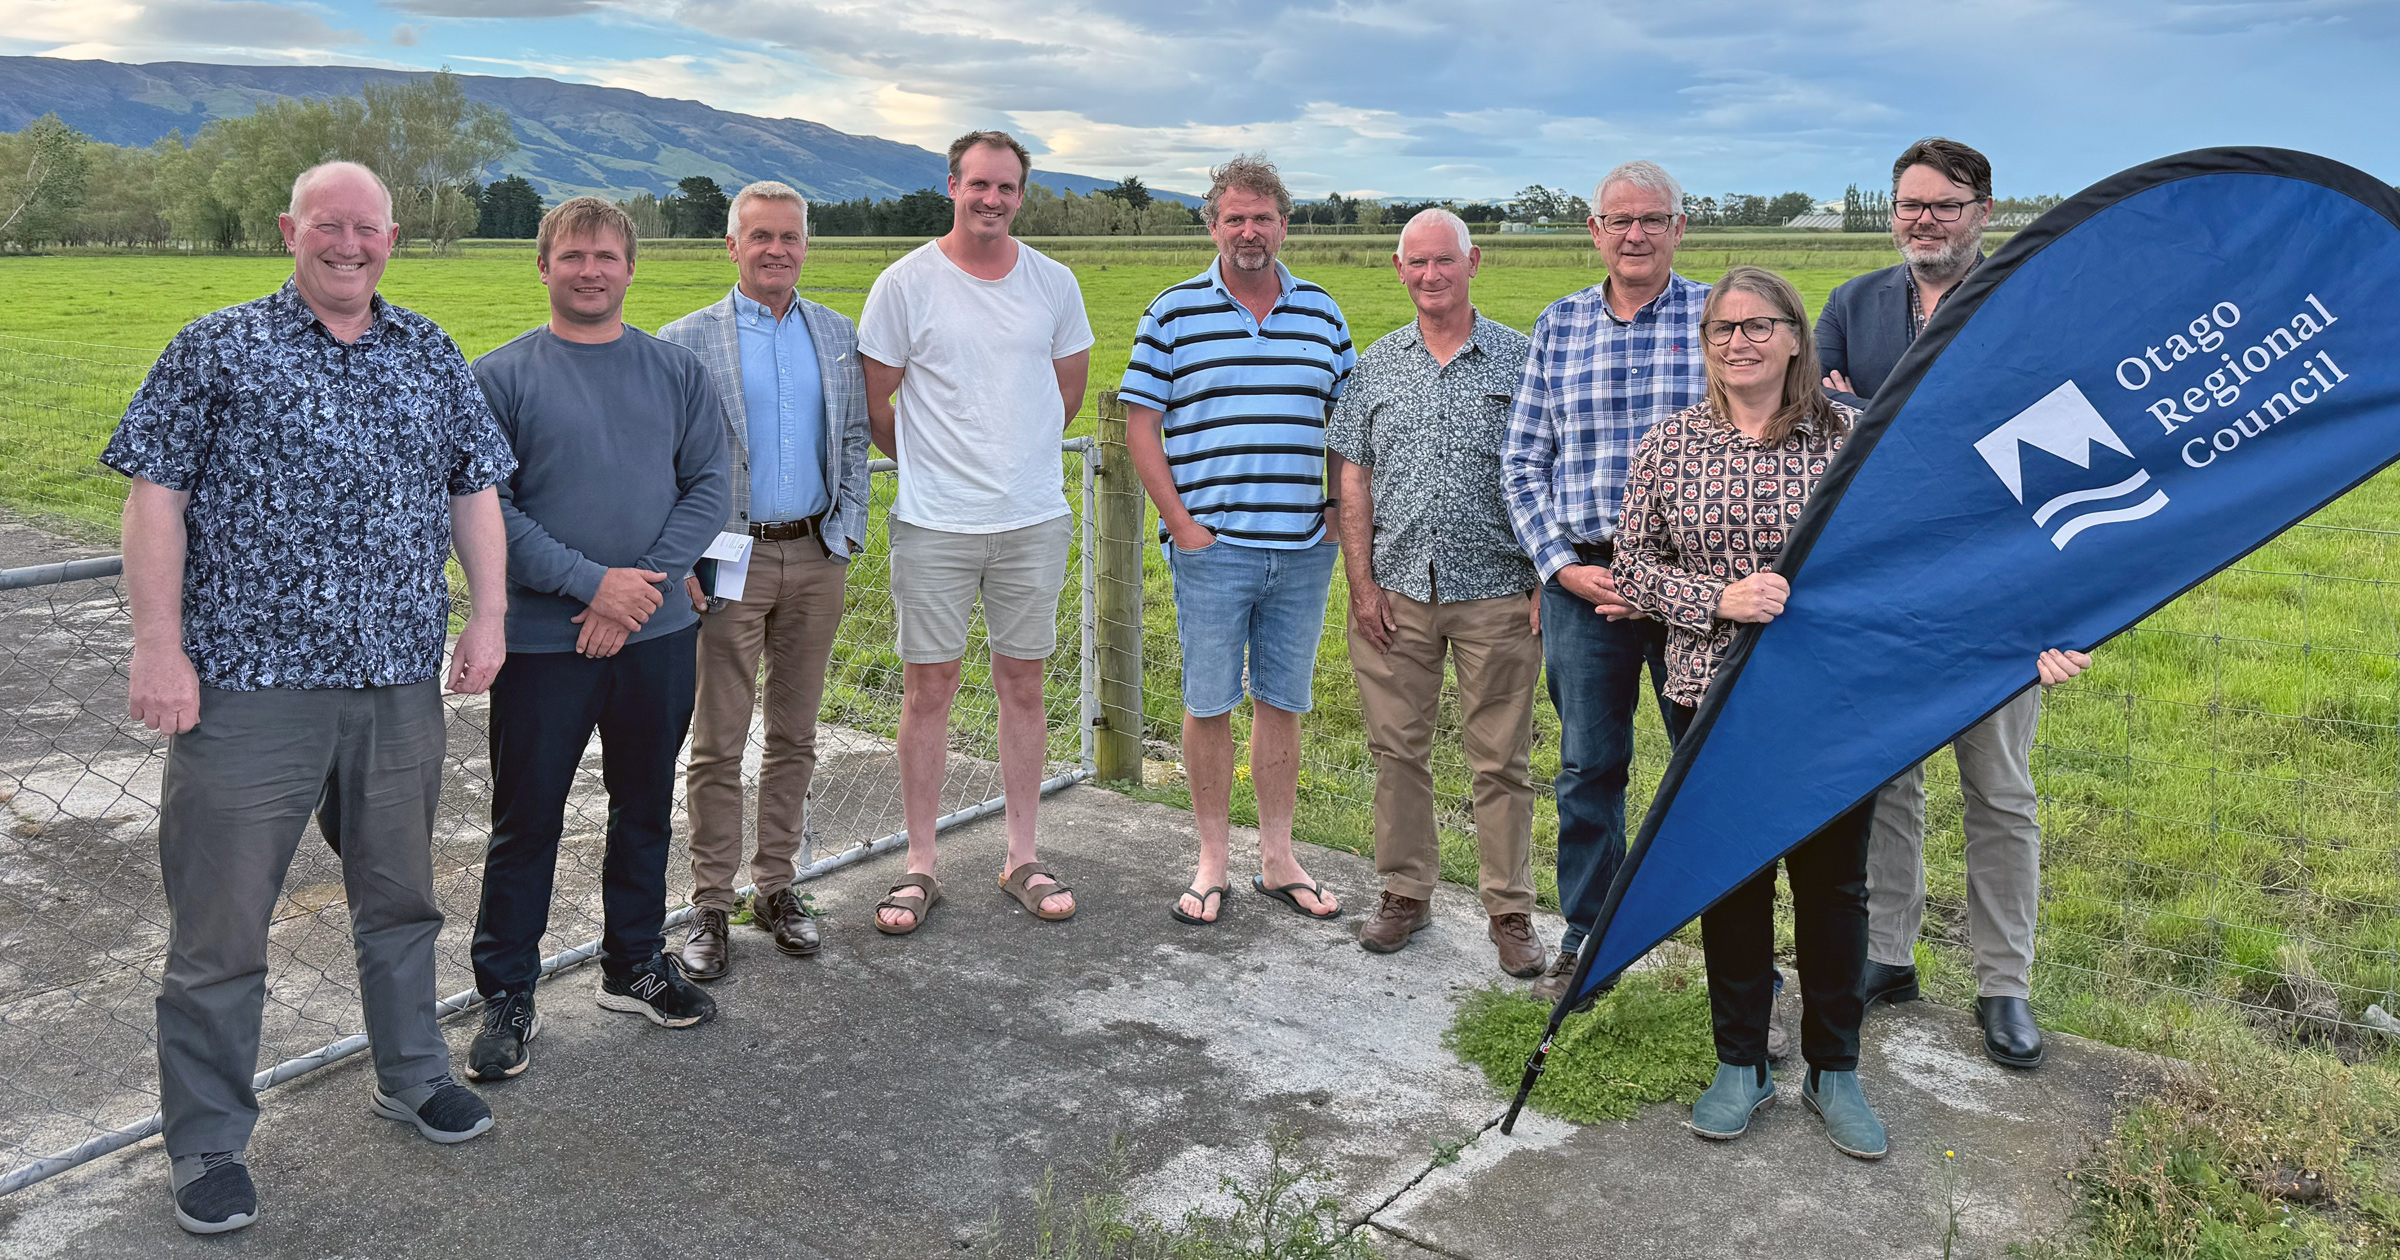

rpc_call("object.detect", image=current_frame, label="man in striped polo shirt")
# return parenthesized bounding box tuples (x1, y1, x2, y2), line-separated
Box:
(1123, 155, 1356, 925)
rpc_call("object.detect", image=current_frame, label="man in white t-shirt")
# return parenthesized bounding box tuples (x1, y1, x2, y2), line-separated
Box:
(857, 129, 1094, 935)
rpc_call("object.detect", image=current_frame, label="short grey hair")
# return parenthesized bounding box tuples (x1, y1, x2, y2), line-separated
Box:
(288, 161, 393, 224)
(1395, 207, 1474, 260)
(1592, 160, 1683, 216)
(728, 180, 809, 240)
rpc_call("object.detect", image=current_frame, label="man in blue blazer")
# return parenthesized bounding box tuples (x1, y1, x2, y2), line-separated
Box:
(1815, 139, 2050, 1072)
(659, 181, 872, 981)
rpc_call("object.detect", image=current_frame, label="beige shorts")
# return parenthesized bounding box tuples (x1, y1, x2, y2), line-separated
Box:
(890, 515, 1072, 664)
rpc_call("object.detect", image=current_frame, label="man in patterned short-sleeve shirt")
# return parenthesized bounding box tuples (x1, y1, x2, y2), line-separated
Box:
(103, 161, 515, 1236)
(1327, 209, 1548, 979)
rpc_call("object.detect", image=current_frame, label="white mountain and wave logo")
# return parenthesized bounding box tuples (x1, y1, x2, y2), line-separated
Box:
(1973, 381, 2170, 550)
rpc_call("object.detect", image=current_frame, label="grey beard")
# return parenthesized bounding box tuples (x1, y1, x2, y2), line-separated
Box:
(1898, 230, 1978, 282)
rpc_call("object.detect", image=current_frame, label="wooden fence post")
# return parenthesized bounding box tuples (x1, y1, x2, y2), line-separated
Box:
(1094, 390, 1147, 784)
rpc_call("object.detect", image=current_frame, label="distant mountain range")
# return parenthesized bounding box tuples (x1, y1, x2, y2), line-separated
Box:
(0, 56, 1192, 206)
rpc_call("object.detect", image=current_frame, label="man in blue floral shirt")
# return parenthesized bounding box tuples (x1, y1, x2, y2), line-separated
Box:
(103, 162, 516, 1236)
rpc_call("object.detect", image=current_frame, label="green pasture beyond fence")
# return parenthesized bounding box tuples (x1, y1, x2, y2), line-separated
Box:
(3, 239, 2398, 1057)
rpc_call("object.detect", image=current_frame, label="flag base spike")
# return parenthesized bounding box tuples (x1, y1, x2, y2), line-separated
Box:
(1500, 1033, 1555, 1135)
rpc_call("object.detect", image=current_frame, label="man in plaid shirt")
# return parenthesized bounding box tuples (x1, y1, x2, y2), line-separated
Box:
(1502, 160, 1710, 1006)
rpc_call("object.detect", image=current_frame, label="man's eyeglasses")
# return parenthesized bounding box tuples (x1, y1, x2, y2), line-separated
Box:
(1702, 316, 1798, 346)
(1892, 199, 1979, 223)
(1598, 213, 1677, 236)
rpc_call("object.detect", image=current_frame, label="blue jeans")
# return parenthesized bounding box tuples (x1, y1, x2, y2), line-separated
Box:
(1542, 577, 1668, 954)
(1166, 538, 1339, 716)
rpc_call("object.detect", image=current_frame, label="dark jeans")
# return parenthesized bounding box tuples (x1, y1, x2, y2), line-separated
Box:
(1542, 576, 1668, 954)
(473, 626, 698, 995)
(1665, 700, 1872, 1071)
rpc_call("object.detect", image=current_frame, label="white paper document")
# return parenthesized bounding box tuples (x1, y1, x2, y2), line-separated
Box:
(701, 531, 754, 601)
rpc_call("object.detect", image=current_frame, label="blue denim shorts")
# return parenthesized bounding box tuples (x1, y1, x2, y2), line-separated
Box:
(1166, 537, 1340, 717)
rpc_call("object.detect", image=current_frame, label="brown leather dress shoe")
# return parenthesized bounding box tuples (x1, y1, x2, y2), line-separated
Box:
(1488, 913, 1546, 978)
(1357, 891, 1432, 953)
(681, 906, 731, 982)
(753, 887, 822, 956)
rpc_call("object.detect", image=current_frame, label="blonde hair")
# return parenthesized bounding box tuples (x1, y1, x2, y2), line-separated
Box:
(1701, 265, 1843, 446)
(536, 196, 639, 265)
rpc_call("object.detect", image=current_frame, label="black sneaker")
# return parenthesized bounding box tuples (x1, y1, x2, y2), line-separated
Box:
(371, 1077, 494, 1144)
(468, 989, 538, 1082)
(596, 953, 718, 1028)
(172, 1152, 257, 1235)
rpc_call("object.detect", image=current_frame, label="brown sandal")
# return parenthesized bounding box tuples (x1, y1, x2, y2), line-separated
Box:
(998, 862, 1076, 921)
(873, 873, 942, 935)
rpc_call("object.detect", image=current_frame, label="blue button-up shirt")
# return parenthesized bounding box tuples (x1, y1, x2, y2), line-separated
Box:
(1501, 272, 1710, 580)
(734, 287, 829, 522)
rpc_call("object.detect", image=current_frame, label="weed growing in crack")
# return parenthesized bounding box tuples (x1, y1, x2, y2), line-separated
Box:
(983, 1127, 1380, 1259)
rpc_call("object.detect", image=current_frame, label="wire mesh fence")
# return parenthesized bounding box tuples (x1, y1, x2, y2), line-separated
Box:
(0, 441, 1097, 1195)
(1119, 486, 2400, 1048)
(4, 331, 2400, 1198)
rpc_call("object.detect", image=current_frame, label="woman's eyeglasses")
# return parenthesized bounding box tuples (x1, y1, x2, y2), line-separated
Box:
(1702, 316, 1798, 346)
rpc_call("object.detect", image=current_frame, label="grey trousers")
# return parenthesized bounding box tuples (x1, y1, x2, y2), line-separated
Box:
(1864, 688, 2043, 998)
(156, 681, 451, 1157)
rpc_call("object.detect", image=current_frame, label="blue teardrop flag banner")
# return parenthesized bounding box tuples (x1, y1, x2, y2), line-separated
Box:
(1503, 148, 2400, 1132)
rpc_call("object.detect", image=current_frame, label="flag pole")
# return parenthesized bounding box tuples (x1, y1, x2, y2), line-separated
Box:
(1501, 935, 1613, 1134)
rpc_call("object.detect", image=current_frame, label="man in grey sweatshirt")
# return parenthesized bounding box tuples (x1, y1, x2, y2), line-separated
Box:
(464, 197, 731, 1081)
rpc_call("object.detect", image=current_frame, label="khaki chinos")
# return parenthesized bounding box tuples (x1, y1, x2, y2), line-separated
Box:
(1865, 688, 2043, 997)
(1352, 589, 1543, 915)
(685, 534, 846, 911)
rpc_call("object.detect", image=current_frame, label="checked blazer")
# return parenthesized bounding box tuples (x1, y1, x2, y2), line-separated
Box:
(659, 288, 872, 563)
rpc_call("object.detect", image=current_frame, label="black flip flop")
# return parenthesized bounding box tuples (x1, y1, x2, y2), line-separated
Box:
(1171, 882, 1230, 926)
(1254, 876, 1341, 920)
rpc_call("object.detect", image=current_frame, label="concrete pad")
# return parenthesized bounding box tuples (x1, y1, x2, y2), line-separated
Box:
(0, 784, 1535, 1257)
(0, 785, 2144, 1259)
(1371, 1001, 2153, 1260)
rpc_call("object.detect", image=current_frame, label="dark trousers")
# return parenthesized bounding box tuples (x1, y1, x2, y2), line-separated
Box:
(473, 626, 698, 995)
(1542, 576, 1668, 953)
(156, 682, 450, 1156)
(1665, 700, 1872, 1071)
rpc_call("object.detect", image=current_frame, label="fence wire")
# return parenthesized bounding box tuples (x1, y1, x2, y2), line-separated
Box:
(5, 330, 2400, 1194)
(0, 438, 1097, 1194)
(1117, 487, 2400, 1050)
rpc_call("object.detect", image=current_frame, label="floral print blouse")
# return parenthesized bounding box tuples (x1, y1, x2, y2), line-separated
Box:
(1612, 396, 1857, 706)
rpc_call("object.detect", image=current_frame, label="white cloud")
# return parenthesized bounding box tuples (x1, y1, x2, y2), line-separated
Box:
(1, 0, 364, 61)
(8, 0, 2397, 196)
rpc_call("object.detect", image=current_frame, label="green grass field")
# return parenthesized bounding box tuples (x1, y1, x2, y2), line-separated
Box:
(3, 232, 2397, 1058)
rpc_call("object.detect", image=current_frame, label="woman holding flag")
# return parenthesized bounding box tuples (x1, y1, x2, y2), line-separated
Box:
(1613, 264, 2091, 1160)
(1611, 264, 1887, 1158)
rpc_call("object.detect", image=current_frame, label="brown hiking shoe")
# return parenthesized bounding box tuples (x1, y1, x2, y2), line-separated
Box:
(1489, 913, 1546, 978)
(680, 907, 731, 982)
(1357, 892, 1432, 954)
(1529, 948, 1578, 1003)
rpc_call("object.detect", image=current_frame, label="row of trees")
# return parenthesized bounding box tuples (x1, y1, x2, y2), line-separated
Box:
(0, 72, 514, 252)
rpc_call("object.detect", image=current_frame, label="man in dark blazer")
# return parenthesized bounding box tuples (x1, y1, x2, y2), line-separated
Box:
(1815, 138, 2052, 1073)
(659, 180, 873, 982)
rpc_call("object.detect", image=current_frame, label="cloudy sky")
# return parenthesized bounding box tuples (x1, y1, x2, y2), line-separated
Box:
(5, 0, 2396, 200)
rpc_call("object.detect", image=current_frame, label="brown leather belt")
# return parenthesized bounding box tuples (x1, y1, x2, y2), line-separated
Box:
(748, 515, 821, 542)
